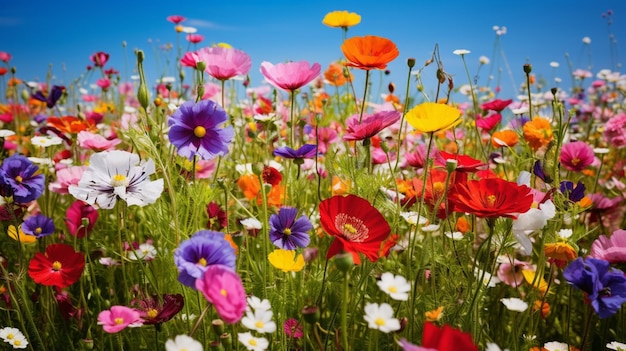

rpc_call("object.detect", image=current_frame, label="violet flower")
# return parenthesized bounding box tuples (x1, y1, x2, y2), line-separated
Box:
(21, 214, 55, 238)
(269, 207, 312, 250)
(0, 154, 45, 203)
(273, 144, 317, 160)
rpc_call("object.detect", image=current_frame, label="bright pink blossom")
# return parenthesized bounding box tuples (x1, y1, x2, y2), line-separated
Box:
(0, 51, 11, 62)
(343, 111, 401, 141)
(65, 200, 99, 238)
(77, 131, 121, 151)
(195, 264, 247, 324)
(260, 60, 321, 92)
(481, 98, 512, 112)
(590, 229, 626, 264)
(90, 52, 109, 67)
(603, 112, 626, 148)
(167, 15, 186, 24)
(475, 113, 502, 131)
(97, 306, 144, 333)
(201, 47, 252, 81)
(186, 34, 204, 44)
(559, 141, 595, 172)
(96, 78, 111, 90)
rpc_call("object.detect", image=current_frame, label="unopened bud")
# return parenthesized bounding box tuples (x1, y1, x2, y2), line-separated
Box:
(333, 252, 354, 272)
(436, 69, 446, 84)
(407, 57, 416, 68)
(196, 61, 206, 72)
(523, 64, 532, 74)
(219, 333, 232, 349)
(302, 305, 320, 324)
(424, 58, 434, 67)
(211, 319, 224, 335)
(446, 159, 458, 173)
(551, 87, 558, 96)
(136, 50, 145, 63)
(388, 82, 395, 94)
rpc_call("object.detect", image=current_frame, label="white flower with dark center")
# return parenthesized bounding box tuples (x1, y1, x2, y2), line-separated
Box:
(377, 272, 411, 301)
(363, 303, 401, 333)
(69, 150, 164, 209)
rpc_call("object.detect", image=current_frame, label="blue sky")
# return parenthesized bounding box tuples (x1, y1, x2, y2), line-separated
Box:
(1, 0, 624, 102)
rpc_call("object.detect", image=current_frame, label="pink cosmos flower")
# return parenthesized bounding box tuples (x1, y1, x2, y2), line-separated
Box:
(497, 259, 531, 287)
(77, 131, 121, 151)
(195, 264, 247, 324)
(284, 318, 304, 338)
(603, 112, 626, 148)
(90, 52, 109, 67)
(343, 111, 401, 141)
(167, 15, 186, 24)
(49, 166, 87, 194)
(260, 60, 321, 92)
(590, 229, 626, 264)
(65, 200, 99, 238)
(96, 78, 111, 90)
(475, 113, 502, 132)
(0, 51, 11, 62)
(186, 34, 204, 44)
(310, 125, 340, 154)
(559, 141, 595, 172)
(97, 305, 144, 333)
(405, 143, 440, 169)
(201, 47, 252, 81)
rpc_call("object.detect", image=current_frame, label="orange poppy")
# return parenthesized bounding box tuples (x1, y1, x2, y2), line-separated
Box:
(425, 306, 444, 322)
(47, 116, 96, 134)
(533, 300, 550, 319)
(331, 176, 351, 196)
(455, 216, 470, 234)
(237, 174, 261, 200)
(341, 35, 399, 71)
(491, 129, 519, 148)
(522, 117, 553, 151)
(324, 62, 352, 86)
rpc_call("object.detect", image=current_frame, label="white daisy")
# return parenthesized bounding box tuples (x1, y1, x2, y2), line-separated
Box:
(241, 308, 277, 334)
(607, 341, 626, 350)
(68, 150, 164, 209)
(0, 327, 28, 349)
(363, 303, 401, 333)
(164, 334, 203, 351)
(377, 272, 411, 301)
(543, 341, 569, 351)
(500, 297, 529, 312)
(238, 332, 269, 351)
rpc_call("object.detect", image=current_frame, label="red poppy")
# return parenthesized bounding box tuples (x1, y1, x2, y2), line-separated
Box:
(319, 194, 391, 264)
(481, 98, 513, 112)
(436, 151, 486, 173)
(262, 166, 282, 186)
(422, 322, 478, 351)
(448, 178, 533, 219)
(28, 244, 85, 289)
(412, 168, 458, 219)
(65, 200, 99, 238)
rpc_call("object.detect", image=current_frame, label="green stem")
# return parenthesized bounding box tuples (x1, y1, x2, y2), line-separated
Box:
(341, 270, 350, 351)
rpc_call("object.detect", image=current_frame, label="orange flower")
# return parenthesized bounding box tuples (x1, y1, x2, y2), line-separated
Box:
(237, 174, 261, 200)
(522, 117, 553, 151)
(577, 196, 593, 208)
(47, 116, 96, 134)
(331, 176, 351, 196)
(341, 36, 399, 71)
(264, 184, 285, 207)
(491, 129, 519, 147)
(224, 233, 239, 255)
(425, 306, 444, 322)
(533, 300, 550, 319)
(324, 62, 352, 86)
(544, 242, 577, 262)
(455, 216, 470, 234)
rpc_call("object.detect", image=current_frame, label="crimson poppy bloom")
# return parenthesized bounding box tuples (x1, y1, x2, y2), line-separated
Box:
(319, 194, 391, 264)
(28, 244, 85, 289)
(421, 322, 478, 351)
(449, 178, 533, 219)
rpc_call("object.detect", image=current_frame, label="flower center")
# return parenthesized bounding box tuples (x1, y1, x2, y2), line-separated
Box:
(111, 174, 128, 187)
(194, 126, 207, 138)
(13, 175, 23, 183)
(487, 194, 497, 207)
(35, 227, 42, 234)
(283, 228, 292, 236)
(115, 317, 124, 325)
(375, 317, 386, 326)
(52, 261, 62, 271)
(255, 321, 264, 329)
(571, 158, 580, 166)
(220, 288, 227, 297)
(6, 333, 14, 340)
(197, 257, 207, 266)
(147, 309, 158, 318)
(249, 339, 258, 346)
(14, 340, 22, 346)
(388, 286, 398, 293)
(335, 213, 369, 242)
(433, 181, 445, 194)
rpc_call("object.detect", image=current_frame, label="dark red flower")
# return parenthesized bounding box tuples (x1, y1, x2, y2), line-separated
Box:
(65, 200, 99, 238)
(206, 201, 228, 230)
(422, 322, 478, 351)
(133, 293, 184, 325)
(436, 151, 487, 173)
(28, 244, 85, 289)
(262, 166, 282, 186)
(481, 98, 513, 112)
(319, 194, 391, 264)
(475, 113, 502, 132)
(449, 178, 533, 219)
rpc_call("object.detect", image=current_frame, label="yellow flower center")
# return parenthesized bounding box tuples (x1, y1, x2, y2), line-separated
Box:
(249, 339, 258, 346)
(283, 228, 292, 236)
(255, 321, 264, 329)
(335, 213, 369, 242)
(52, 261, 62, 271)
(571, 158, 580, 166)
(15, 175, 23, 183)
(375, 317, 386, 326)
(194, 126, 207, 138)
(111, 174, 127, 187)
(487, 194, 497, 207)
(220, 288, 227, 297)
(115, 317, 124, 325)
(6, 333, 14, 340)
(343, 223, 357, 234)
(14, 340, 21, 346)
(35, 227, 42, 234)
(388, 286, 398, 293)
(433, 181, 445, 194)
(198, 257, 207, 266)
(147, 309, 158, 318)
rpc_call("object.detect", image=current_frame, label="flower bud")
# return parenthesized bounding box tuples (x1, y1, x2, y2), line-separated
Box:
(196, 61, 206, 72)
(333, 252, 354, 272)
(219, 333, 232, 349)
(388, 82, 395, 94)
(302, 305, 320, 324)
(212, 319, 224, 335)
(209, 341, 224, 350)
(523, 64, 532, 74)
(407, 57, 416, 68)
(446, 159, 458, 173)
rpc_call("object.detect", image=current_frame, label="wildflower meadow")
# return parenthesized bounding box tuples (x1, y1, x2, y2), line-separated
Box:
(2, 8, 626, 351)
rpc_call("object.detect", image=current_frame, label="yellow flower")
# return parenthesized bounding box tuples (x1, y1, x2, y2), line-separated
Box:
(522, 269, 548, 295)
(8, 225, 36, 244)
(425, 306, 444, 321)
(405, 102, 462, 133)
(268, 249, 305, 272)
(322, 10, 361, 28)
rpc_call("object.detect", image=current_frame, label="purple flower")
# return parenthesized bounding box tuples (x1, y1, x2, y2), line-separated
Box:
(32, 85, 65, 108)
(174, 230, 237, 288)
(269, 207, 312, 250)
(559, 141, 595, 172)
(560, 180, 586, 202)
(168, 100, 234, 160)
(22, 214, 55, 238)
(273, 144, 317, 160)
(343, 111, 401, 141)
(0, 154, 45, 203)
(563, 257, 626, 318)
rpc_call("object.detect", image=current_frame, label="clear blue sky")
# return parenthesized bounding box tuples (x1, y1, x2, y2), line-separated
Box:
(1, 0, 624, 102)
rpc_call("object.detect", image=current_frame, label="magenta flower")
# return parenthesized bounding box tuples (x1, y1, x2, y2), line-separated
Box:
(201, 47, 252, 81)
(283, 318, 304, 339)
(97, 306, 144, 333)
(90, 52, 109, 67)
(590, 229, 626, 264)
(0, 51, 11, 63)
(481, 98, 513, 112)
(195, 264, 247, 324)
(65, 200, 99, 238)
(167, 15, 186, 24)
(186, 34, 204, 44)
(603, 112, 626, 148)
(475, 113, 502, 132)
(343, 111, 401, 141)
(559, 141, 595, 172)
(260, 60, 321, 92)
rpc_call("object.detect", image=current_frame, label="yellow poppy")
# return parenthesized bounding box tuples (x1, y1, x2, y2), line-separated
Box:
(268, 249, 305, 272)
(405, 102, 462, 133)
(8, 225, 37, 244)
(322, 10, 361, 28)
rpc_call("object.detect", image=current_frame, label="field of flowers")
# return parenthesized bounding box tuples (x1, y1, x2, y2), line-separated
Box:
(0, 9, 625, 351)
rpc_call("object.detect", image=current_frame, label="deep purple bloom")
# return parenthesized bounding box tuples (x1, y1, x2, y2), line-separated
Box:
(22, 214, 55, 238)
(560, 180, 586, 202)
(32, 85, 65, 108)
(0, 154, 45, 203)
(343, 110, 401, 141)
(133, 293, 184, 325)
(563, 257, 626, 318)
(532, 160, 553, 183)
(168, 100, 234, 160)
(273, 144, 317, 160)
(269, 207, 312, 250)
(173, 230, 236, 288)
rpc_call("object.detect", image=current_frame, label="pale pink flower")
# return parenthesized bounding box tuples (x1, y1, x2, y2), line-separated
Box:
(260, 60, 321, 92)
(97, 306, 143, 333)
(603, 112, 626, 148)
(590, 229, 626, 264)
(201, 47, 252, 81)
(196, 264, 247, 324)
(0, 51, 11, 62)
(49, 166, 88, 194)
(77, 131, 121, 151)
(497, 259, 532, 287)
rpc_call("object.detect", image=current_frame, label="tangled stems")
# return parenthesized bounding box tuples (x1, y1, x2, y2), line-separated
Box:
(393, 58, 415, 173)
